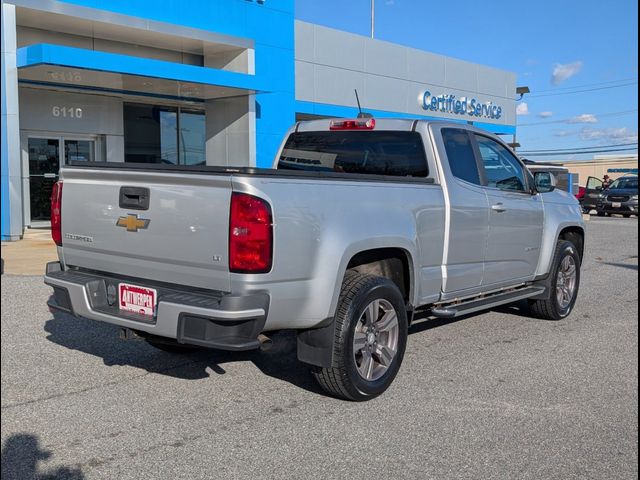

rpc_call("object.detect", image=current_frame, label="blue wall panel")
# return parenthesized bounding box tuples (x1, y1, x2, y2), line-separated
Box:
(17, 44, 267, 91)
(61, 0, 296, 47)
(59, 0, 296, 167)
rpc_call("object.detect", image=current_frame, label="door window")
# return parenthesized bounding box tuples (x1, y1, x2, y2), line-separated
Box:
(441, 128, 481, 185)
(474, 135, 527, 192)
(586, 176, 603, 189)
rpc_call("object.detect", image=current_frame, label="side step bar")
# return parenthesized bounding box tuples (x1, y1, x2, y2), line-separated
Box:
(430, 286, 546, 318)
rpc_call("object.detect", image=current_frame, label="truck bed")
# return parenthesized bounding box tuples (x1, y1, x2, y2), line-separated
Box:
(58, 162, 444, 329)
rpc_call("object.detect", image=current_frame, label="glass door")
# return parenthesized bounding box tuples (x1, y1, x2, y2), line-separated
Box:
(28, 138, 60, 223)
(25, 134, 100, 226)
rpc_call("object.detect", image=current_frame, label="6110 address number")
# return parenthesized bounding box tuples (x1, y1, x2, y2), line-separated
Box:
(52, 106, 83, 119)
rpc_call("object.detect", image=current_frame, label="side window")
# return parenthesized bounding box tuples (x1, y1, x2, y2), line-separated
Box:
(441, 128, 481, 185)
(474, 135, 527, 192)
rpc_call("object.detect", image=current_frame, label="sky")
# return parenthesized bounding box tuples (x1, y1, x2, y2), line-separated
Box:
(295, 0, 639, 161)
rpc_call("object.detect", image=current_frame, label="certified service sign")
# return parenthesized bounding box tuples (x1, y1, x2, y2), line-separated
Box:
(419, 91, 503, 120)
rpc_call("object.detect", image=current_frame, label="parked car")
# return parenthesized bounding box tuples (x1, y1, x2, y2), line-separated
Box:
(44, 118, 585, 400)
(596, 175, 638, 217)
(575, 185, 586, 202)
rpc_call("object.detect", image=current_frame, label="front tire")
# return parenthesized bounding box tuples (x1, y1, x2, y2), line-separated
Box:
(597, 211, 607, 217)
(312, 272, 408, 401)
(529, 240, 581, 320)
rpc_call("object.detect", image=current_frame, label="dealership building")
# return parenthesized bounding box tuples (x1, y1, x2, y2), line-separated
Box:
(1, 0, 518, 240)
(553, 154, 638, 182)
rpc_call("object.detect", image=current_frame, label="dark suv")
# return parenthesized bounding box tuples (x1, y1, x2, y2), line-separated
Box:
(596, 176, 639, 217)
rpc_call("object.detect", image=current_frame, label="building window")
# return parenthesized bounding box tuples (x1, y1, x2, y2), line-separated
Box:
(123, 103, 205, 165)
(179, 110, 206, 166)
(64, 140, 95, 162)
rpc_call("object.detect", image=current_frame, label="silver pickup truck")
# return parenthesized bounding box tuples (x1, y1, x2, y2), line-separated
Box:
(45, 118, 585, 401)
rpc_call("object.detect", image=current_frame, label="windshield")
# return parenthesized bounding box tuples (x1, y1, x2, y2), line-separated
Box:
(608, 177, 638, 190)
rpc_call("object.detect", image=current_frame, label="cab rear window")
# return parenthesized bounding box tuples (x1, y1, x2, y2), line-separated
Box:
(278, 131, 429, 177)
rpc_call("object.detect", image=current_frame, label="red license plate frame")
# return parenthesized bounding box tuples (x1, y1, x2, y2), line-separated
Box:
(118, 283, 157, 317)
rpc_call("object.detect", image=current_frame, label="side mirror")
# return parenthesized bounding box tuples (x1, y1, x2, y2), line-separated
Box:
(534, 171, 556, 193)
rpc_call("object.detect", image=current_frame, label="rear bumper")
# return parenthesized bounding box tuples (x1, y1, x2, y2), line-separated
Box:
(44, 262, 269, 351)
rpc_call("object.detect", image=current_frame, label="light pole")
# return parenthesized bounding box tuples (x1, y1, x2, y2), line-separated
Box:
(370, 0, 374, 38)
(511, 85, 530, 152)
(516, 86, 530, 100)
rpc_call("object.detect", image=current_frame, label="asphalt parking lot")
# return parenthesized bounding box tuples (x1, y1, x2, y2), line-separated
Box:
(1, 216, 638, 480)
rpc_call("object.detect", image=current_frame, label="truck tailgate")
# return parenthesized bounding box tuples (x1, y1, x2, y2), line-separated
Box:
(59, 167, 232, 292)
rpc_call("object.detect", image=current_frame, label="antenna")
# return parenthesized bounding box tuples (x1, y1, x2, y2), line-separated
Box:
(355, 89, 363, 116)
(354, 89, 373, 118)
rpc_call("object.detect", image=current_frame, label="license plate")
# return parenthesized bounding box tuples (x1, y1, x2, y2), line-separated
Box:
(118, 283, 157, 316)
(612, 202, 622, 208)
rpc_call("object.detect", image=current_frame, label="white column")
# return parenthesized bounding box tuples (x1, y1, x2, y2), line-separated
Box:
(205, 95, 255, 167)
(1, 2, 23, 240)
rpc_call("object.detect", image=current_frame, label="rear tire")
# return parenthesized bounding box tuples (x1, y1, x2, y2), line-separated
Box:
(623, 214, 631, 218)
(312, 271, 408, 401)
(597, 211, 607, 217)
(529, 240, 581, 320)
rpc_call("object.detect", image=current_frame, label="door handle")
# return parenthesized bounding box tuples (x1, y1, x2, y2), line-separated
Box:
(491, 203, 507, 213)
(119, 186, 150, 210)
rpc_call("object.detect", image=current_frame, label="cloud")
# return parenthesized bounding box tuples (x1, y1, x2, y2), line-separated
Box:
(551, 61, 583, 85)
(516, 102, 530, 116)
(567, 114, 598, 124)
(553, 130, 576, 137)
(537, 111, 554, 119)
(580, 127, 638, 144)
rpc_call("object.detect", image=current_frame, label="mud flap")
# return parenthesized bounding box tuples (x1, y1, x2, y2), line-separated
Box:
(296, 318, 335, 368)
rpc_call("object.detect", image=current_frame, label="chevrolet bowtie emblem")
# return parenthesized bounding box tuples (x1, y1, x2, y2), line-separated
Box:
(116, 214, 150, 232)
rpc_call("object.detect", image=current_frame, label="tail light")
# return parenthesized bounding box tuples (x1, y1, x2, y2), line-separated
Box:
(229, 192, 273, 273)
(51, 181, 63, 246)
(329, 118, 376, 130)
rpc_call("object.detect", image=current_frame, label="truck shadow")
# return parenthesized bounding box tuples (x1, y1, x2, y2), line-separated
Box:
(408, 299, 535, 333)
(43, 308, 324, 396)
(602, 261, 638, 271)
(1, 433, 84, 480)
(490, 300, 539, 319)
(44, 301, 536, 397)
